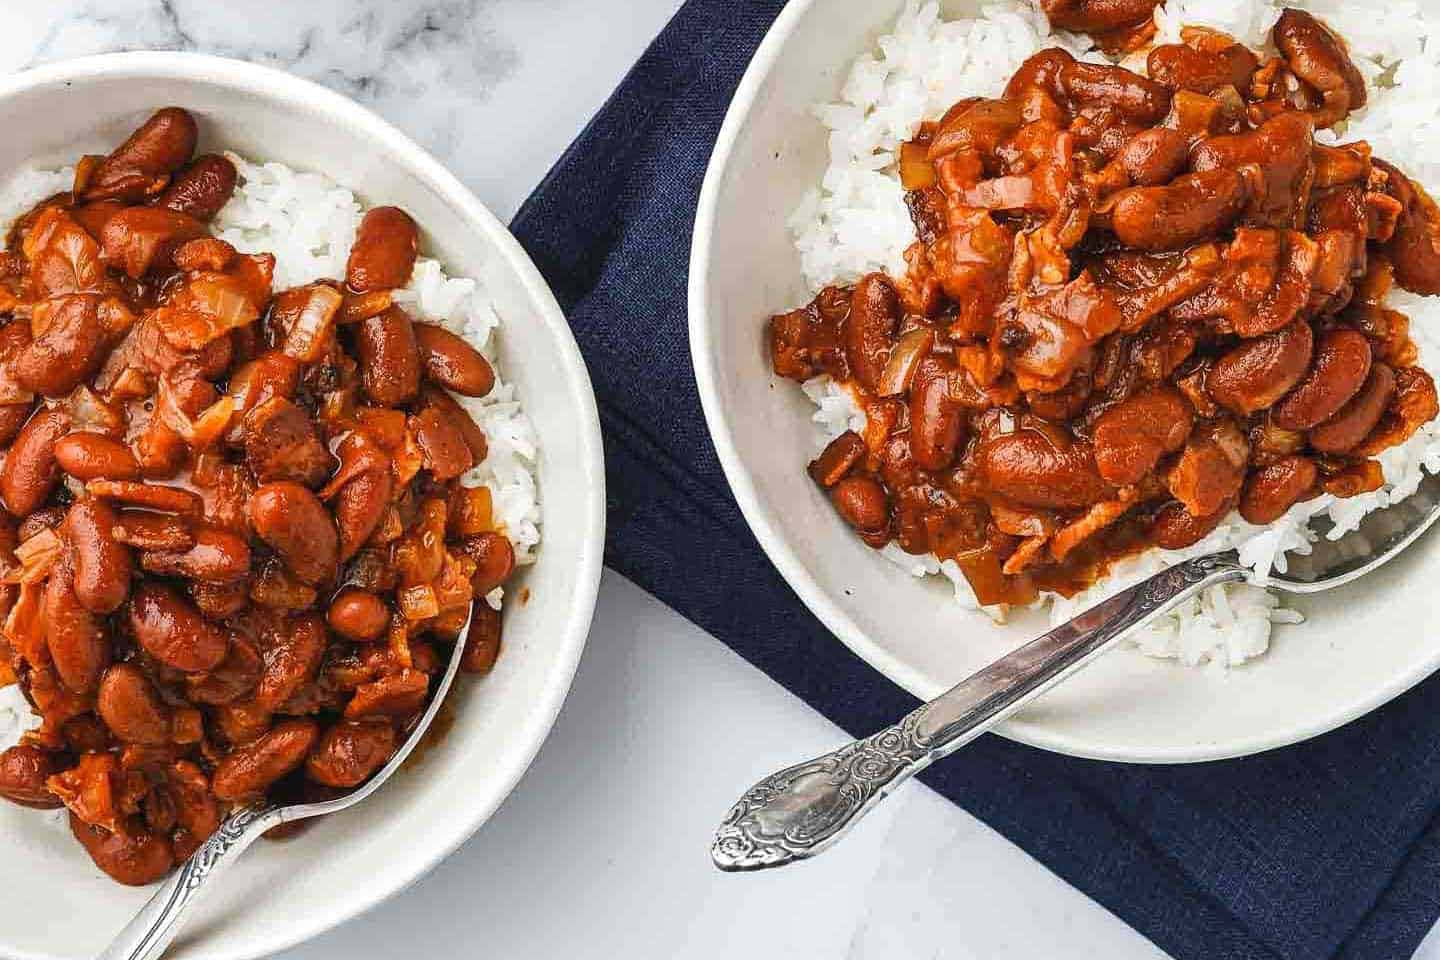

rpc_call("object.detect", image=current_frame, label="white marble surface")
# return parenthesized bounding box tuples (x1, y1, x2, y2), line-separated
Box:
(4, 1, 1437, 958)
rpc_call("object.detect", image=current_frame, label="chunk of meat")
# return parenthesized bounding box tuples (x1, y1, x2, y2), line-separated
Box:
(242, 396, 333, 487)
(1164, 417, 1249, 517)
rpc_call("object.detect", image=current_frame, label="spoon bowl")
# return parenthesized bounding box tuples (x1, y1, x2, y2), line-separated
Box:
(712, 470, 1440, 872)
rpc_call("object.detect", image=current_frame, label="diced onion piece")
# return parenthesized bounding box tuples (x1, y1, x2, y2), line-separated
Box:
(432, 552, 475, 613)
(281, 285, 343, 363)
(397, 584, 439, 621)
(0, 659, 15, 688)
(876, 328, 934, 397)
(449, 486, 494, 536)
(369, 506, 404, 546)
(2, 580, 44, 664)
(14, 529, 63, 583)
(67, 385, 126, 436)
(154, 272, 259, 350)
(899, 141, 937, 191)
(108, 366, 151, 399)
(387, 613, 413, 669)
(393, 428, 423, 488)
(356, 408, 407, 451)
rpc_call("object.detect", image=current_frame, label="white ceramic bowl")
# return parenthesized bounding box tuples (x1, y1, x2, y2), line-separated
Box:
(0, 53, 605, 960)
(690, 0, 1440, 764)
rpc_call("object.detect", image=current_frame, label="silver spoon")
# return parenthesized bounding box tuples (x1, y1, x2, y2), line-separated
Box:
(712, 470, 1440, 872)
(98, 606, 474, 959)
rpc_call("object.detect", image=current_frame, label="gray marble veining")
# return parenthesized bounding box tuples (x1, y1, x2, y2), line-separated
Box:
(0, 0, 521, 205)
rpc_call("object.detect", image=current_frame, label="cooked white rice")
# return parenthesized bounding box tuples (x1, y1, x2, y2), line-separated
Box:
(0, 151, 542, 746)
(794, 0, 1440, 666)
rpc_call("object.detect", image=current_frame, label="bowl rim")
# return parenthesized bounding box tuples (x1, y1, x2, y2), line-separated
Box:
(687, 0, 1440, 765)
(0, 50, 606, 960)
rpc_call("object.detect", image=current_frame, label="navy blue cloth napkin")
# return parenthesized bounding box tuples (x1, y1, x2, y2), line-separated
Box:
(510, 2, 1440, 957)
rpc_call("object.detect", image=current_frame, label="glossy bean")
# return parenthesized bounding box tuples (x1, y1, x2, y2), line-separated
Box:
(85, 107, 197, 202)
(413, 322, 495, 397)
(1150, 496, 1235, 550)
(1091, 386, 1193, 485)
(843, 274, 900, 392)
(0, 745, 61, 809)
(1309, 363, 1397, 454)
(54, 431, 140, 481)
(70, 814, 174, 886)
(1117, 128, 1189, 187)
(458, 532, 515, 596)
(1107, 169, 1249, 252)
(65, 498, 132, 614)
(211, 720, 319, 801)
(45, 559, 109, 694)
(249, 482, 339, 585)
(127, 582, 229, 673)
(1273, 328, 1372, 429)
(326, 588, 390, 642)
(461, 602, 503, 674)
(140, 527, 251, 583)
(1239, 455, 1318, 525)
(357, 306, 421, 406)
(305, 721, 397, 788)
(1208, 320, 1314, 415)
(977, 429, 1109, 509)
(345, 207, 419, 293)
(96, 663, 172, 745)
(13, 294, 107, 397)
(155, 154, 237, 221)
(335, 469, 392, 563)
(0, 407, 67, 516)
(829, 475, 890, 535)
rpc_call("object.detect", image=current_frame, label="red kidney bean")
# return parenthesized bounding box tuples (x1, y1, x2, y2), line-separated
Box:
(0, 745, 62, 809)
(1147, 42, 1259, 94)
(335, 469, 392, 563)
(1107, 169, 1249, 251)
(413, 322, 495, 397)
(843, 275, 900, 393)
(1151, 496, 1236, 550)
(155, 154, 237, 221)
(1208, 320, 1314, 415)
(1091, 386, 1193, 485)
(45, 559, 110, 695)
(345, 207, 419, 292)
(357, 306, 421, 406)
(128, 582, 229, 673)
(249, 482, 338, 585)
(461, 601, 503, 674)
(65, 498, 132, 614)
(13, 294, 107, 397)
(326, 588, 390, 642)
(1239, 455, 1318, 524)
(54, 431, 141, 481)
(85, 107, 198, 202)
(1310, 363, 1397, 454)
(1117, 128, 1189, 187)
(457, 532, 515, 596)
(211, 720, 319, 801)
(829, 475, 889, 535)
(1273, 328, 1372, 429)
(70, 813, 175, 886)
(978, 429, 1110, 509)
(96, 663, 173, 745)
(140, 527, 251, 583)
(909, 358, 965, 470)
(305, 721, 397, 788)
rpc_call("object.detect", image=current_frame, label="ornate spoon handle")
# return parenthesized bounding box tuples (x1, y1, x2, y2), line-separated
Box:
(97, 803, 285, 960)
(711, 554, 1246, 871)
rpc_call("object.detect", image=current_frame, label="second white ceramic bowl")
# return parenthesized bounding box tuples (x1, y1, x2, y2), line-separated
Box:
(0, 52, 605, 960)
(689, 0, 1440, 764)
